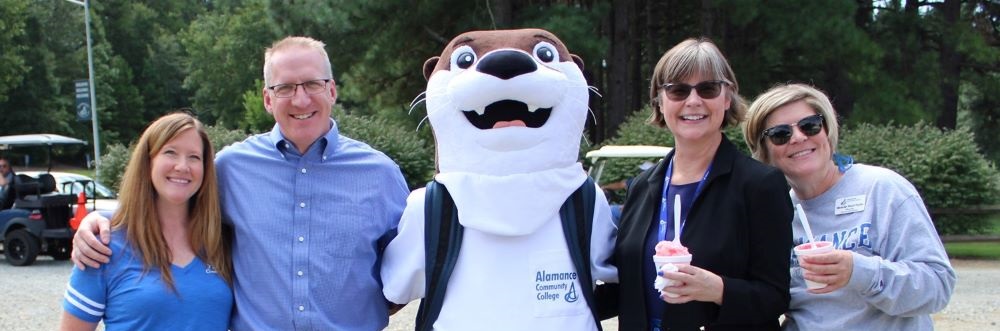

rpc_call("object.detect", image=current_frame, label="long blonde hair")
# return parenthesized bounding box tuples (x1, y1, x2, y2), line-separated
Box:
(112, 112, 232, 291)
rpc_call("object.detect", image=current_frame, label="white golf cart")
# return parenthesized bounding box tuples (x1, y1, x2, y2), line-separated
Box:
(586, 145, 671, 222)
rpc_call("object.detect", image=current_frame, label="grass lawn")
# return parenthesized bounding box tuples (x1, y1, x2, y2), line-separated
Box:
(945, 242, 1000, 260)
(62, 168, 96, 178)
(943, 216, 1000, 260)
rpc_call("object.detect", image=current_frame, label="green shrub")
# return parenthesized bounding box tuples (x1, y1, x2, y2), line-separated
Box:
(98, 143, 130, 192)
(99, 125, 249, 192)
(839, 122, 1000, 234)
(205, 125, 250, 152)
(239, 81, 272, 133)
(334, 110, 435, 189)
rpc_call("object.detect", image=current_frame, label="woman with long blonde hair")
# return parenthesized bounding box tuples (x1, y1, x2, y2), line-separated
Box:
(60, 112, 232, 331)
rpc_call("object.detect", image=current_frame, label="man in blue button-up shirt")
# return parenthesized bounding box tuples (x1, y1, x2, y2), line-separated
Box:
(71, 36, 409, 331)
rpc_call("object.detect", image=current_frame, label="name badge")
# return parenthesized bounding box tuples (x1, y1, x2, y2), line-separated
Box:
(835, 195, 866, 215)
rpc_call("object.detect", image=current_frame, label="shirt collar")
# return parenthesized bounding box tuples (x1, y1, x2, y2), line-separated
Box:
(267, 118, 341, 162)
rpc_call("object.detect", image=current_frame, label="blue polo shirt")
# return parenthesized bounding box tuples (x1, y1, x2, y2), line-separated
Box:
(62, 231, 233, 330)
(215, 119, 409, 330)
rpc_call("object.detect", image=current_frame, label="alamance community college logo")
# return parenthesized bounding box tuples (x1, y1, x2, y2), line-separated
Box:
(535, 270, 579, 303)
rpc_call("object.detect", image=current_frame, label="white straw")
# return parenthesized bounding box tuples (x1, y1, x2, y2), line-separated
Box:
(795, 204, 816, 243)
(673, 195, 682, 242)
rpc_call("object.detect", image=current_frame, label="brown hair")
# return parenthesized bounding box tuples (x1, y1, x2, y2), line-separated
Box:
(112, 112, 231, 291)
(743, 83, 840, 164)
(648, 38, 746, 129)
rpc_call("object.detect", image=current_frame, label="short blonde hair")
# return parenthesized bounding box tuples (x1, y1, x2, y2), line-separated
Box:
(648, 38, 746, 129)
(744, 83, 840, 164)
(263, 36, 333, 87)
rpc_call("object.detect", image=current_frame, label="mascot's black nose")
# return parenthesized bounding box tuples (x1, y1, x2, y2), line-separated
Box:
(476, 50, 537, 80)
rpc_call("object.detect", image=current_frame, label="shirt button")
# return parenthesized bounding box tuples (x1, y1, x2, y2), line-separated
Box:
(322, 156, 327, 160)
(299, 202, 306, 208)
(298, 305, 305, 311)
(301, 168, 307, 174)
(297, 270, 304, 276)
(298, 236, 305, 242)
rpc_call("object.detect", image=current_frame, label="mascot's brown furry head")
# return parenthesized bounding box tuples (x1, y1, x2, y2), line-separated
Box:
(422, 29, 590, 176)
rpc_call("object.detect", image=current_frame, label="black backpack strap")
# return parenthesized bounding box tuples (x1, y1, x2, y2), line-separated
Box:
(415, 180, 463, 331)
(559, 177, 601, 330)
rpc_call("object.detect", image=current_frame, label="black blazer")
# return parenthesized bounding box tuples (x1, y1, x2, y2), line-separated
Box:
(602, 136, 793, 331)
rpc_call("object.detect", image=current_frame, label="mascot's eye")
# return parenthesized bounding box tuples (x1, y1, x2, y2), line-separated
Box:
(451, 45, 477, 70)
(457, 52, 475, 69)
(533, 42, 559, 63)
(536, 48, 554, 62)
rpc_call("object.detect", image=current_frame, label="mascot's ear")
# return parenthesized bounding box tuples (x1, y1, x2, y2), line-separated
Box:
(423, 57, 440, 80)
(571, 54, 584, 71)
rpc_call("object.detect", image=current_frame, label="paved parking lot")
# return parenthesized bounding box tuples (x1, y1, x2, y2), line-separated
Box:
(1, 257, 996, 330)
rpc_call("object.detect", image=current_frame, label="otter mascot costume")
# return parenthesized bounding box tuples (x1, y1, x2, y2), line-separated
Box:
(381, 29, 617, 330)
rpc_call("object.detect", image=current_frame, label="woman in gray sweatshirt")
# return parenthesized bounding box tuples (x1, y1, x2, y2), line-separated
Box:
(743, 83, 956, 330)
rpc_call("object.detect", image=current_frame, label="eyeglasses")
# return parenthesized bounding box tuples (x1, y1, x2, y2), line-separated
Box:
(660, 80, 729, 101)
(761, 114, 825, 146)
(267, 79, 331, 98)
(0, 164, 8, 169)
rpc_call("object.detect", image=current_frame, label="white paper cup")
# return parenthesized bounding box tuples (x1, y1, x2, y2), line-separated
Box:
(653, 254, 692, 298)
(793, 241, 835, 289)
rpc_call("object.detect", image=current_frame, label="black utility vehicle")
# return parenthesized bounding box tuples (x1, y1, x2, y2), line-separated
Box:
(0, 134, 87, 266)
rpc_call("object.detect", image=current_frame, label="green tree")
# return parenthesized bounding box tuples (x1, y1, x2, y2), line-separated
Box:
(0, 1, 79, 136)
(98, 0, 208, 129)
(180, 0, 279, 127)
(0, 0, 29, 104)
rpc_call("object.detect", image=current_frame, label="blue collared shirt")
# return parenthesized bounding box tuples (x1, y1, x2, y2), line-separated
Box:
(215, 119, 409, 331)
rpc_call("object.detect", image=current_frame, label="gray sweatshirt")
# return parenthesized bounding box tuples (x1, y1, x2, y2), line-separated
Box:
(783, 164, 956, 331)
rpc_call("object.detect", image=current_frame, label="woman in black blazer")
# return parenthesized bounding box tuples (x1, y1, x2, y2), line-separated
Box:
(603, 38, 793, 331)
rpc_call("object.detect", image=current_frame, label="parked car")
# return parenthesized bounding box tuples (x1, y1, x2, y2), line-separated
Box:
(19, 171, 118, 212)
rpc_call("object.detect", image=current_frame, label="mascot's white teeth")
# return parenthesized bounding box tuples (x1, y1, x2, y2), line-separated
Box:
(462, 99, 552, 130)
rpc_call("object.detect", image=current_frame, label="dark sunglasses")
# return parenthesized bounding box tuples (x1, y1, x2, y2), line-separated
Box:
(660, 80, 729, 101)
(761, 114, 825, 146)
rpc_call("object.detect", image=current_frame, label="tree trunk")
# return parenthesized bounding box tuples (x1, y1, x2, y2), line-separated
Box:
(855, 0, 872, 28)
(606, 0, 638, 142)
(936, 0, 962, 129)
(489, 0, 513, 29)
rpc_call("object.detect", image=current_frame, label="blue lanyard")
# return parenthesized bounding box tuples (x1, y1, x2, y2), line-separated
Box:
(657, 157, 712, 242)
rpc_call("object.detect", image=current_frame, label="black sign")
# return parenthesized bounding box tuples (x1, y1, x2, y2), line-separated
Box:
(75, 80, 90, 122)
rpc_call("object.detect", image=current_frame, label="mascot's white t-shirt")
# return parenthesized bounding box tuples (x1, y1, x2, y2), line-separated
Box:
(383, 168, 617, 331)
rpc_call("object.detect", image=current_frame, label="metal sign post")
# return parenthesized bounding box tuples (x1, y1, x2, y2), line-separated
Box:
(65, 0, 100, 179)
